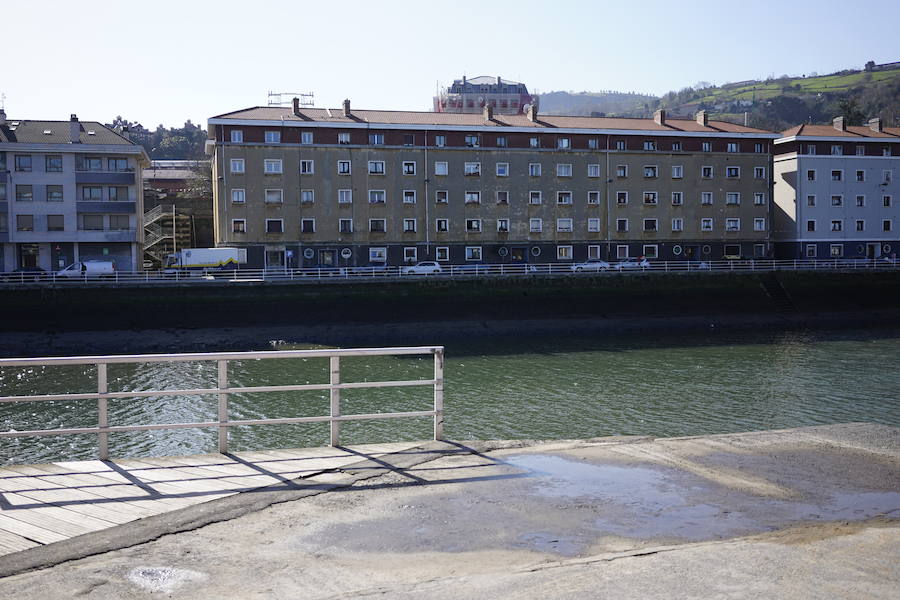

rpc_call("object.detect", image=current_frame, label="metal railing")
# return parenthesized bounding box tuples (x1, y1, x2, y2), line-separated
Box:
(0, 347, 444, 460)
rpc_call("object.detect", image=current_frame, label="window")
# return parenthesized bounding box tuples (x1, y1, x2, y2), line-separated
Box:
(265, 219, 283, 233)
(300, 218, 315, 233)
(434, 161, 448, 176)
(856, 170, 865, 182)
(642, 245, 658, 259)
(587, 191, 600, 204)
(14, 155, 32, 172)
(466, 219, 482, 232)
(465, 191, 481, 204)
(557, 164, 572, 177)
(856, 195, 865, 207)
(615, 140, 626, 151)
(856, 145, 865, 156)
(643, 140, 656, 151)
(496, 163, 509, 177)
(496, 136, 507, 148)
(465, 247, 482, 261)
(884, 147, 892, 157)
(557, 245, 573, 260)
(465, 134, 480, 148)
(558, 137, 570, 149)
(588, 245, 602, 259)
(369, 247, 387, 262)
(264, 131, 281, 143)
(109, 186, 128, 201)
(701, 192, 713, 205)
(701, 166, 713, 178)
(338, 132, 351, 145)
(672, 165, 683, 179)
(0, 183, 6, 202)
(298, 159, 313, 174)
(403, 218, 417, 233)
(15, 214, 34, 231)
(644, 165, 658, 178)
(856, 220, 865, 232)
(884, 220, 893, 232)
(830, 244, 843, 258)
(83, 157, 102, 171)
(464, 162, 481, 176)
(616, 191, 628, 205)
(701, 218, 713, 231)
(726, 166, 740, 178)
(831, 170, 842, 181)
(529, 137, 540, 148)
(831, 195, 843, 207)
(616, 218, 628, 232)
(754, 167, 765, 179)
(617, 245, 629, 259)
(529, 218, 542, 232)
(588, 218, 601, 232)
(616, 165, 628, 178)
(807, 170, 816, 181)
(369, 133, 384, 145)
(436, 247, 449, 261)
(496, 191, 509, 204)
(338, 189, 352, 204)
(672, 141, 682, 151)
(47, 214, 64, 232)
(557, 218, 573, 232)
(702, 141, 712, 152)
(403, 190, 416, 204)
(807, 220, 816, 232)
(82, 215, 102, 230)
(557, 191, 573, 205)
(529, 163, 542, 177)
(435, 190, 448, 204)
(81, 186, 102, 201)
(368, 190, 386, 204)
(47, 185, 63, 202)
(830, 144, 843, 156)
(587, 164, 600, 178)
(264, 159, 283, 174)
(643, 218, 658, 232)
(369, 219, 386, 232)
(754, 193, 766, 206)
(727, 142, 739, 153)
(230, 189, 246, 204)
(403, 247, 417, 262)
(402, 161, 416, 175)
(807, 144, 817, 155)
(367, 161, 385, 175)
(230, 130, 243, 143)
(45, 155, 63, 172)
(725, 218, 740, 231)
(436, 218, 449, 232)
(337, 160, 351, 175)
(806, 195, 816, 207)
(885, 196, 893, 207)
(301, 189, 315, 203)
(497, 219, 509, 233)
(529, 191, 542, 205)
(339, 219, 353, 233)
(435, 135, 446, 147)
(672, 192, 683, 205)
(643, 192, 657, 205)
(726, 192, 740, 205)
(110, 215, 129, 231)
(230, 158, 245, 174)
(831, 220, 842, 232)
(755, 143, 764, 153)
(265, 189, 283, 204)
(805, 244, 817, 258)
(403, 134, 414, 147)
(884, 170, 893, 183)
(672, 218, 683, 232)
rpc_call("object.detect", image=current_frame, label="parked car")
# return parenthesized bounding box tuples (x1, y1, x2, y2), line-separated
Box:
(401, 261, 442, 275)
(613, 258, 650, 271)
(570, 259, 611, 272)
(1, 267, 48, 282)
(57, 260, 116, 279)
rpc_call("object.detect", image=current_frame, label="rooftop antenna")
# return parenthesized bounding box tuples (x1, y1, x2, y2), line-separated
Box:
(268, 91, 314, 107)
(0, 93, 5, 109)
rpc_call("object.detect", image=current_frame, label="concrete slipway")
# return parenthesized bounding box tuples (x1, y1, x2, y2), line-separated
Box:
(0, 422, 898, 599)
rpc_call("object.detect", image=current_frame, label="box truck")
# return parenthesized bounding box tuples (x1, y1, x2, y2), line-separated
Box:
(163, 248, 242, 273)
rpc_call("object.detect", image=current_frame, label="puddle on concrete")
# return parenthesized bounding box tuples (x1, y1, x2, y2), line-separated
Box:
(127, 566, 208, 593)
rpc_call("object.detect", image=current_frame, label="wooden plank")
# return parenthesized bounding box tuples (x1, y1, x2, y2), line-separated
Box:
(0, 489, 138, 526)
(0, 492, 121, 528)
(0, 513, 68, 544)
(0, 505, 106, 539)
(0, 477, 157, 520)
(0, 529, 39, 554)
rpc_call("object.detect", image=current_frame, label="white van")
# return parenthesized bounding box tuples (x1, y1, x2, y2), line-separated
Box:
(57, 260, 116, 279)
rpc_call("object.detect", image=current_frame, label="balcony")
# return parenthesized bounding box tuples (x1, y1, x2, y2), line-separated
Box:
(76, 229, 138, 243)
(75, 171, 135, 185)
(77, 201, 136, 214)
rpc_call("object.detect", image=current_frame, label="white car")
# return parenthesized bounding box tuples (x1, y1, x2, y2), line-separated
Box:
(401, 261, 443, 275)
(570, 259, 611, 272)
(613, 258, 650, 271)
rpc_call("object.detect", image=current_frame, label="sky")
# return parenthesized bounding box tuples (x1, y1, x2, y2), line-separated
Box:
(4, 0, 899, 130)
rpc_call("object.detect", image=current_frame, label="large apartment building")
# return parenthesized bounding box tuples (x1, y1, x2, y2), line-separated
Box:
(0, 111, 149, 272)
(207, 102, 777, 269)
(773, 117, 900, 259)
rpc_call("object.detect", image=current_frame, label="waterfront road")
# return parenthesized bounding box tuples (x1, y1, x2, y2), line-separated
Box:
(0, 423, 898, 598)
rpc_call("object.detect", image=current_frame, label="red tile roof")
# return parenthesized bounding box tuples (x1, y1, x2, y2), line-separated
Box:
(779, 123, 900, 138)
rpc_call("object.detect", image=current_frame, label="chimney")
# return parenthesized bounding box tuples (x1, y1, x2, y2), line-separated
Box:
(744, 111, 749, 127)
(343, 99, 351, 117)
(653, 109, 666, 126)
(0, 108, 6, 126)
(292, 97, 300, 117)
(869, 117, 883, 133)
(833, 116, 846, 131)
(497, 76, 501, 85)
(696, 110, 708, 127)
(69, 114, 80, 143)
(526, 103, 538, 122)
(483, 104, 493, 122)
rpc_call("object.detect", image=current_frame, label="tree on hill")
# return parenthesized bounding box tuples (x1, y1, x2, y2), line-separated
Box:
(837, 98, 866, 125)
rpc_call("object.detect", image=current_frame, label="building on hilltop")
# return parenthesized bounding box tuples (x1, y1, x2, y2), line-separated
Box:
(206, 100, 777, 270)
(0, 110, 150, 272)
(773, 117, 900, 259)
(434, 76, 534, 115)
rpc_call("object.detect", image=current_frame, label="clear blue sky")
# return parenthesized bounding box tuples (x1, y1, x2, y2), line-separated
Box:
(5, 0, 898, 129)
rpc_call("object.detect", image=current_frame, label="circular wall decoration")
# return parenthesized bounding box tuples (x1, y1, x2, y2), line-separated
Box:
(673, 245, 683, 256)
(340, 248, 352, 259)
(883, 244, 891, 253)
(498, 247, 509, 257)
(531, 246, 541, 257)
(857, 244, 865, 254)
(702, 245, 711, 255)
(303, 248, 315, 259)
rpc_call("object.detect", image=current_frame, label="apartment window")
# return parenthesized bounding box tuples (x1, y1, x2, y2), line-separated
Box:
(529, 163, 542, 177)
(805, 244, 817, 258)
(672, 192, 683, 205)
(230, 188, 246, 204)
(856, 220, 865, 232)
(297, 159, 313, 174)
(616, 191, 628, 205)
(644, 165, 658, 178)
(14, 214, 34, 231)
(231, 219, 246, 234)
(587, 164, 600, 178)
(435, 161, 448, 176)
(672, 218, 683, 232)
(725, 218, 740, 231)
(496, 136, 507, 148)
(47, 185, 63, 202)
(81, 186, 102, 201)
(264, 131, 281, 143)
(701, 192, 713, 205)
(403, 218, 417, 233)
(885, 196, 893, 207)
(47, 214, 64, 232)
(557, 191, 573, 205)
(403, 190, 416, 204)
(587, 191, 600, 204)
(557, 218, 573, 232)
(338, 160, 351, 175)
(496, 191, 509, 204)
(884, 220, 893, 232)
(638, 191, 656, 205)
(643, 218, 658, 232)
(588, 139, 599, 150)
(529, 137, 540, 148)
(807, 170, 816, 181)
(369, 219, 386, 233)
(369, 133, 384, 145)
(643, 140, 656, 151)
(831, 195, 843, 207)
(83, 157, 102, 171)
(529, 191, 542, 205)
(754, 167, 766, 179)
(436, 247, 449, 261)
(14, 155, 32, 172)
(339, 219, 353, 233)
(557, 164, 573, 177)
(856, 195, 865, 207)
(807, 144, 817, 155)
(807, 220, 816, 232)
(298, 218, 314, 233)
(466, 219, 482, 232)
(588, 218, 601, 232)
(529, 218, 542, 233)
(831, 220, 842, 232)
(368, 190, 386, 204)
(436, 218, 449, 232)
(265, 189, 283, 204)
(672, 141, 682, 151)
(726, 192, 740, 205)
(464, 162, 481, 176)
(831, 170, 842, 181)
(856, 170, 865, 182)
(807, 195, 816, 207)
(465, 134, 480, 148)
(435, 190, 448, 204)
(612, 140, 624, 150)
(369, 247, 387, 262)
(884, 147, 892, 157)
(496, 163, 509, 177)
(338, 189, 352, 204)
(435, 135, 446, 147)
(82, 215, 102, 230)
(264, 159, 283, 174)
(830, 244, 843, 258)
(588, 245, 602, 259)
(616, 218, 628, 233)
(465, 247, 482, 261)
(726, 166, 740, 178)
(701, 166, 713, 178)
(617, 245, 629, 259)
(754, 193, 766, 206)
(403, 247, 417, 262)
(45, 156, 63, 172)
(338, 132, 351, 144)
(109, 186, 128, 201)
(558, 138, 570, 149)
(616, 165, 627, 178)
(402, 161, 416, 175)
(557, 245, 573, 260)
(754, 143, 764, 153)
(403, 134, 414, 147)
(672, 165, 683, 179)
(301, 189, 315, 204)
(230, 130, 243, 143)
(497, 219, 509, 233)
(884, 170, 893, 183)
(702, 141, 712, 152)
(830, 144, 843, 156)
(465, 191, 481, 204)
(857, 145, 866, 156)
(727, 142, 739, 153)
(701, 218, 713, 231)
(230, 158, 244, 174)
(265, 219, 283, 233)
(367, 161, 385, 175)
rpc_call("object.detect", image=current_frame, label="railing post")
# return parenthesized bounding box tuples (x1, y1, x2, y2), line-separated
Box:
(97, 363, 109, 460)
(329, 356, 341, 446)
(217, 359, 229, 453)
(433, 348, 444, 440)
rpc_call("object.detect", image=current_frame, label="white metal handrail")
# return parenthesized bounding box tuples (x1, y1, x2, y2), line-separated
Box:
(0, 347, 445, 460)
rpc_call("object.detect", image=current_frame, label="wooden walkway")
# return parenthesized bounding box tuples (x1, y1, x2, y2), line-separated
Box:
(0, 442, 421, 557)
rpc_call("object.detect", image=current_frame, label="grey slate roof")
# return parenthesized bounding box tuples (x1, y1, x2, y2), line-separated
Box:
(0, 119, 137, 146)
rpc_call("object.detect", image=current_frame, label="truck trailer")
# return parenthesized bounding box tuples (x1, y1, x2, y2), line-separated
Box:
(163, 248, 242, 273)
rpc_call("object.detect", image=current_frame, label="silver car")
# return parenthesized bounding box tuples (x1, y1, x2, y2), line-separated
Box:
(570, 259, 611, 272)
